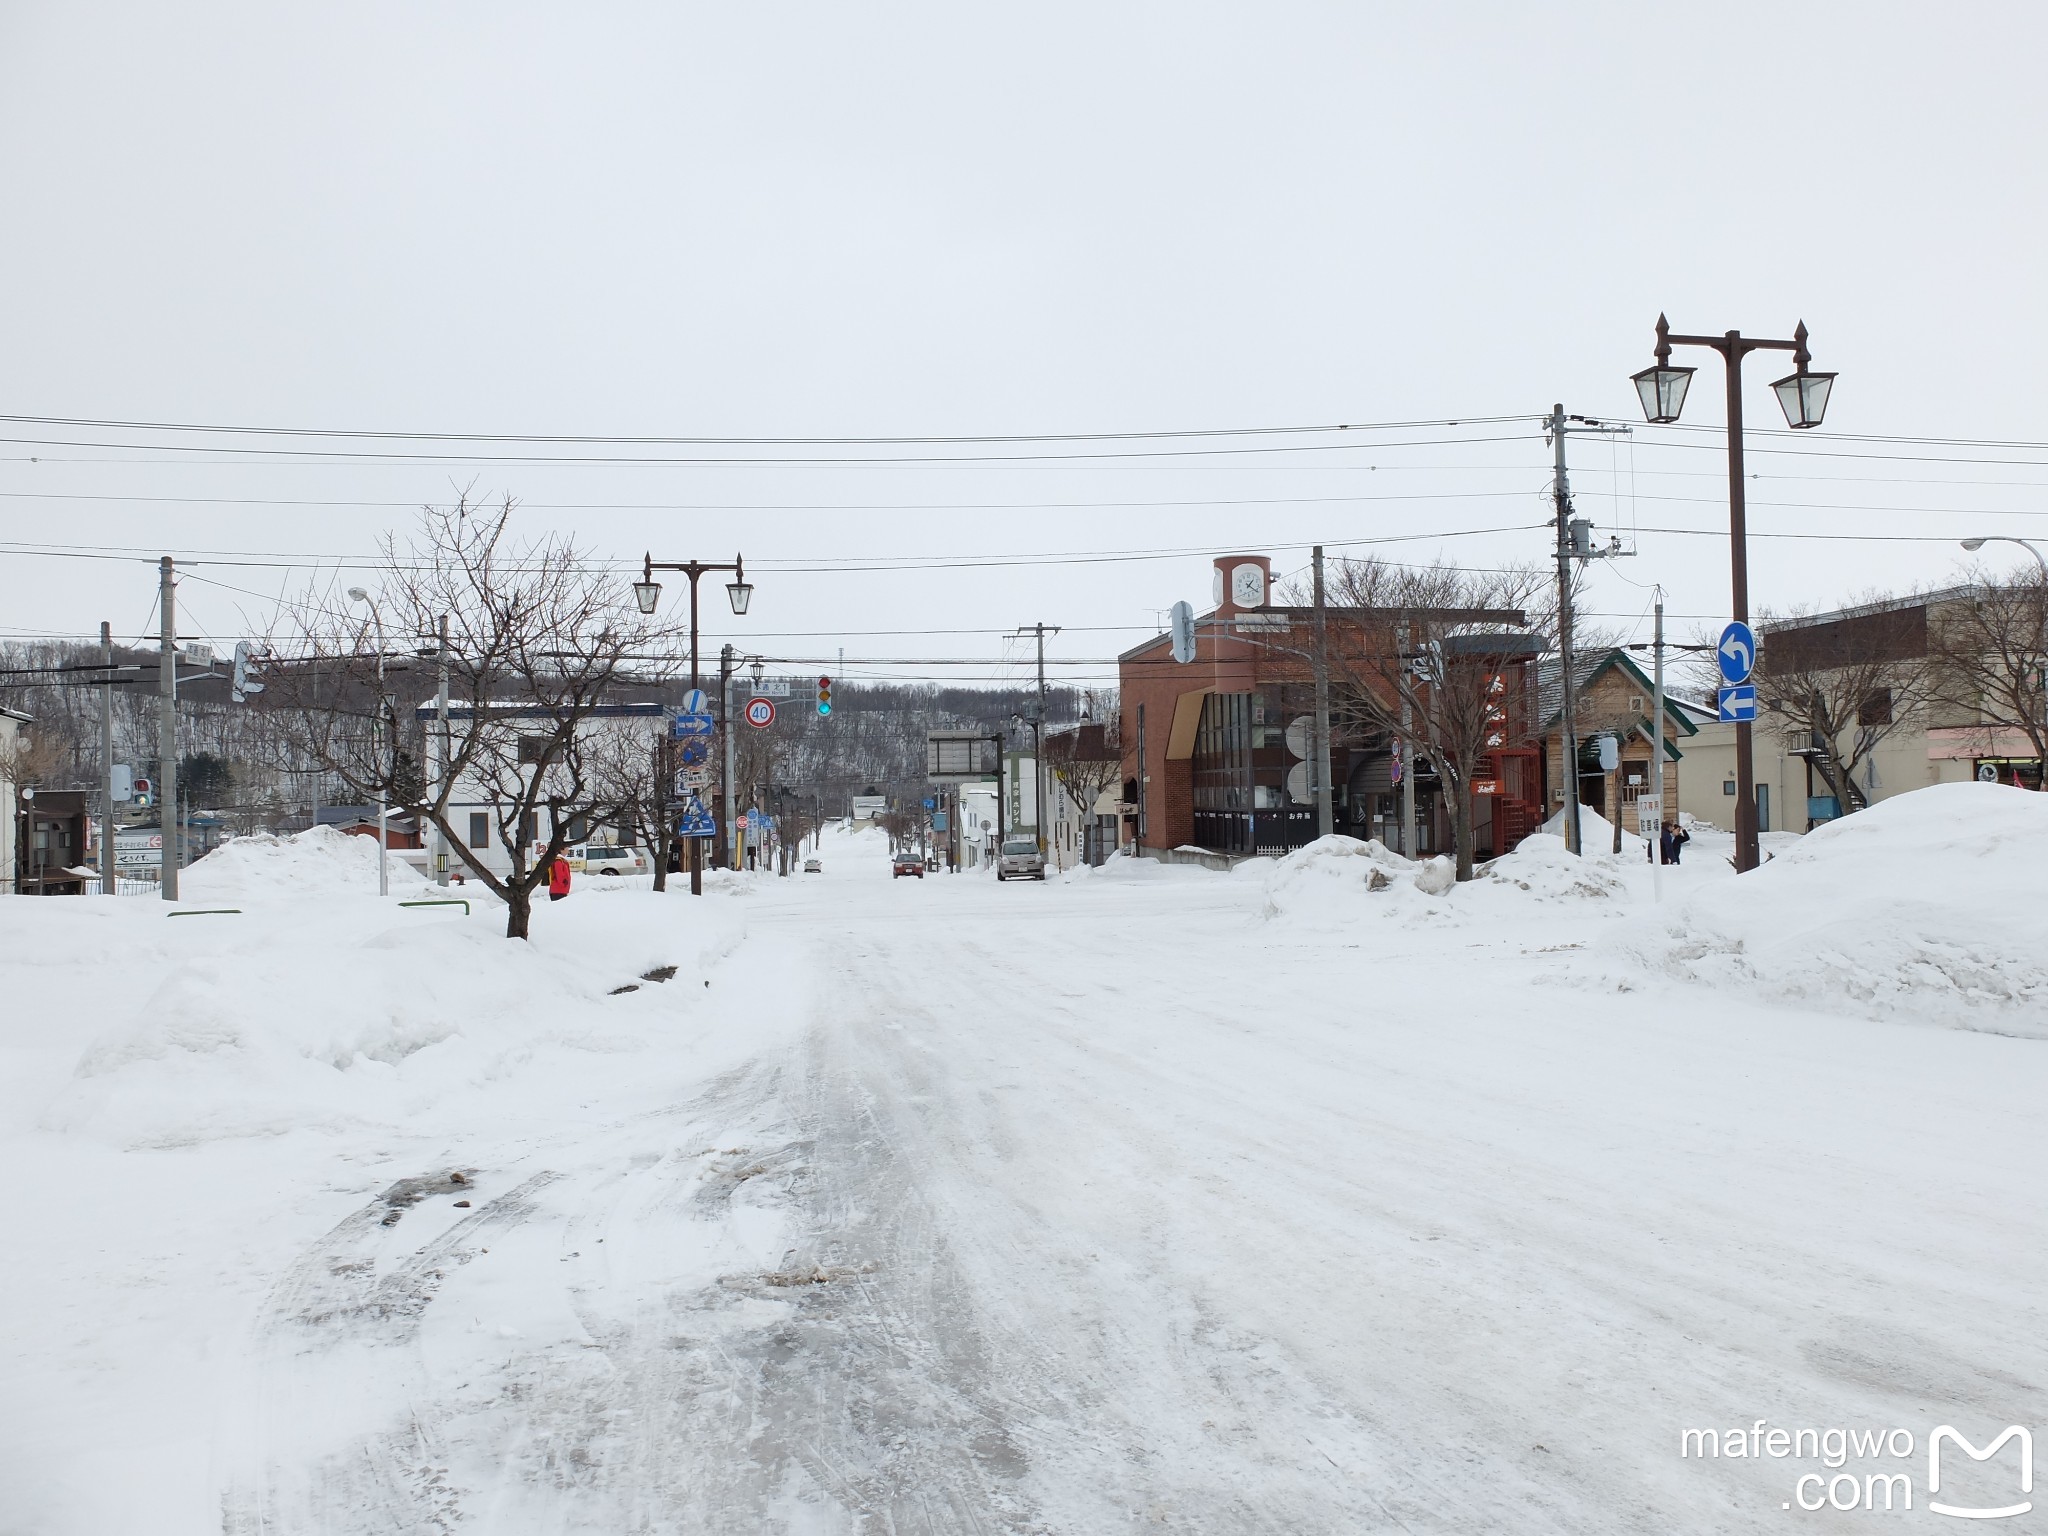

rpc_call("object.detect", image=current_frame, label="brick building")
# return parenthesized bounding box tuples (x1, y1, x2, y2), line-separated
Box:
(1118, 553, 1543, 860)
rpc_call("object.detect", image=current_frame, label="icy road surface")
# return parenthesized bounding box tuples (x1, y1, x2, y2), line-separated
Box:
(3, 808, 2045, 1533)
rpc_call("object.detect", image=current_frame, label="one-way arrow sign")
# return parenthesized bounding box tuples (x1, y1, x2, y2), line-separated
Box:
(1717, 621, 1757, 685)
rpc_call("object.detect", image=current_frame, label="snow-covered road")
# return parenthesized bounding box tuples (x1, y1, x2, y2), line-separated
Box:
(4, 802, 2045, 1532)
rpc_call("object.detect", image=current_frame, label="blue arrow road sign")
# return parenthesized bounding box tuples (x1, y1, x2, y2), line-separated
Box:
(922, 797, 936, 810)
(1717, 621, 1757, 685)
(670, 711, 715, 740)
(676, 795, 717, 837)
(1717, 684, 1759, 722)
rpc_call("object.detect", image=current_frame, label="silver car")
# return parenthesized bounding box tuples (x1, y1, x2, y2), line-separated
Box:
(995, 838, 1046, 881)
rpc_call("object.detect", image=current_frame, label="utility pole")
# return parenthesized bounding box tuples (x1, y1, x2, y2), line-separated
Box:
(100, 621, 116, 895)
(1311, 545, 1334, 840)
(1397, 621, 1416, 857)
(157, 557, 180, 901)
(1550, 406, 1585, 858)
(1012, 623, 1060, 856)
(1650, 588, 1666, 903)
(1548, 405, 1632, 856)
(434, 613, 451, 886)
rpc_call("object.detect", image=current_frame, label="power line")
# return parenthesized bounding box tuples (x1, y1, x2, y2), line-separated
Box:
(0, 410, 1540, 446)
(0, 430, 1542, 467)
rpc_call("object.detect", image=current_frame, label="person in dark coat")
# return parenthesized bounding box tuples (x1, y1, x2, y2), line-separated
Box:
(1664, 823, 1691, 865)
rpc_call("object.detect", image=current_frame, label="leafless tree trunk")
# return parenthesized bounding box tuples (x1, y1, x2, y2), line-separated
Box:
(265, 498, 684, 937)
(1325, 559, 1539, 881)
(1926, 573, 2048, 785)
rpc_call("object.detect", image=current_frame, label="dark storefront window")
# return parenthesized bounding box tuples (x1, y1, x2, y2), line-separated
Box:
(1192, 688, 1335, 856)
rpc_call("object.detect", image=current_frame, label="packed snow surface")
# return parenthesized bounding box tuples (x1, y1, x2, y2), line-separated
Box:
(2, 784, 2043, 1533)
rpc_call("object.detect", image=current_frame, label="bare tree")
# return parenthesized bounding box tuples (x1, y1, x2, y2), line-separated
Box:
(268, 499, 683, 938)
(1754, 597, 1932, 814)
(1926, 573, 2048, 785)
(1042, 717, 1123, 825)
(1325, 559, 1539, 881)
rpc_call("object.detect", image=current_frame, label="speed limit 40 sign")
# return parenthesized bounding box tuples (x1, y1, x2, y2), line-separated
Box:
(744, 697, 777, 729)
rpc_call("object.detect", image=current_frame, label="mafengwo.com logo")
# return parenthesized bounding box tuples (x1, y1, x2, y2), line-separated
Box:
(1680, 1420, 2033, 1517)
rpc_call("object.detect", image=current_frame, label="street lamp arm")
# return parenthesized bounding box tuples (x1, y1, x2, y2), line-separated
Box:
(1663, 332, 1803, 356)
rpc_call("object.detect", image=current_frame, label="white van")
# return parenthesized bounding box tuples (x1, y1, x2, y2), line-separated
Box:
(568, 843, 648, 878)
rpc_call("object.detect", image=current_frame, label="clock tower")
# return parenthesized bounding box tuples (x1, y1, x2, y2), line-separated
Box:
(1210, 554, 1272, 616)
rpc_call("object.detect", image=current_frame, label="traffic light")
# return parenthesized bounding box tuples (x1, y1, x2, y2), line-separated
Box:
(133, 776, 153, 808)
(816, 676, 832, 716)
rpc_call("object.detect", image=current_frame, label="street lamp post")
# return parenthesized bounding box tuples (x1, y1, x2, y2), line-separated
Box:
(347, 587, 392, 897)
(1631, 314, 1837, 873)
(633, 553, 751, 895)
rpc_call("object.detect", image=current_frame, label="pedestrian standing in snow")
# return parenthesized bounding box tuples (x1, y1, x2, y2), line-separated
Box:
(1666, 823, 1691, 865)
(548, 853, 572, 901)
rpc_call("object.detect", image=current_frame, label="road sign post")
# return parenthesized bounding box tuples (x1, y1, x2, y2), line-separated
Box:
(743, 697, 776, 729)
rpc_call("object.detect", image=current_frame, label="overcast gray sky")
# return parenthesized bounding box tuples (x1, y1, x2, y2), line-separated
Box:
(3, 2, 2044, 694)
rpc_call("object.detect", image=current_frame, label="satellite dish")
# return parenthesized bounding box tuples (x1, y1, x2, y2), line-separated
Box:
(1283, 715, 1313, 759)
(1169, 601, 1196, 664)
(1285, 762, 1316, 804)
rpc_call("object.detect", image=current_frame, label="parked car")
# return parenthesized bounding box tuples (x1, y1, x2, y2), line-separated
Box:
(995, 838, 1046, 881)
(803, 857, 823, 874)
(568, 843, 647, 877)
(891, 851, 924, 878)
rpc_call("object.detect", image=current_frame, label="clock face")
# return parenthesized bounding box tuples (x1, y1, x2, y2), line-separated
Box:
(1212, 565, 1225, 606)
(1231, 562, 1266, 608)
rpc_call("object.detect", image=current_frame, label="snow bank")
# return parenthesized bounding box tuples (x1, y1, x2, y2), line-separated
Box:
(1259, 831, 1640, 923)
(1472, 832, 1631, 904)
(41, 892, 750, 1148)
(1607, 782, 2048, 1034)
(1539, 803, 1650, 858)
(179, 825, 433, 902)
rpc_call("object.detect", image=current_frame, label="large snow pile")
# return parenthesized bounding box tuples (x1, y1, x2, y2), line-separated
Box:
(179, 825, 429, 902)
(1607, 782, 2048, 1034)
(42, 891, 750, 1149)
(1260, 831, 1638, 923)
(1258, 834, 1411, 914)
(1539, 803, 1650, 859)
(1471, 831, 1632, 904)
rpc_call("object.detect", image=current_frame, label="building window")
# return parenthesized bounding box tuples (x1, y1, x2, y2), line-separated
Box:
(1857, 688, 1893, 727)
(520, 811, 539, 847)
(468, 812, 490, 848)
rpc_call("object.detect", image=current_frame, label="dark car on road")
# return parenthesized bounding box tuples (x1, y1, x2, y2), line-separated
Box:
(892, 851, 924, 878)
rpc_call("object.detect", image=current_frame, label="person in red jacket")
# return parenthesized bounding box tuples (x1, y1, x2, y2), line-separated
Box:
(548, 853, 572, 901)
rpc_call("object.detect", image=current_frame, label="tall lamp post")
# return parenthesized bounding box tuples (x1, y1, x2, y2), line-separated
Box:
(633, 553, 752, 896)
(1631, 314, 1837, 873)
(347, 586, 391, 897)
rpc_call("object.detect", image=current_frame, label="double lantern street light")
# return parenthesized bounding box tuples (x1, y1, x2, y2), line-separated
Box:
(1629, 315, 1836, 874)
(632, 553, 753, 895)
